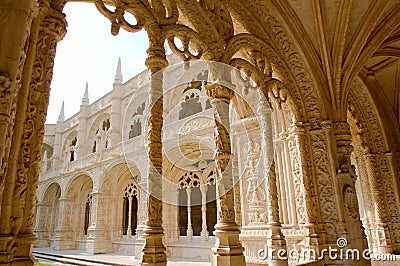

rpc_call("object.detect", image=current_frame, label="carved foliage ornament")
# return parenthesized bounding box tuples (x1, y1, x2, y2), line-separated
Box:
(17, 7, 67, 238)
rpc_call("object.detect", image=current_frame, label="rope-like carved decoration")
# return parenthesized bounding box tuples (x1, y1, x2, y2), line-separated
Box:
(93, 0, 145, 35)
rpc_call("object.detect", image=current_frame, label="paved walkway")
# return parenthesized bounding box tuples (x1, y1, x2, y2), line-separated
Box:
(34, 247, 211, 266)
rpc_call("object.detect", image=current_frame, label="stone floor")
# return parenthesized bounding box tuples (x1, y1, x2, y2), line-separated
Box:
(34, 247, 211, 266)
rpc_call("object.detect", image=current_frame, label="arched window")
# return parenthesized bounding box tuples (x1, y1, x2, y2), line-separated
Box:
(177, 170, 217, 240)
(91, 117, 111, 153)
(129, 115, 142, 139)
(69, 136, 77, 161)
(179, 90, 203, 120)
(128, 103, 145, 139)
(122, 183, 138, 236)
(84, 194, 92, 235)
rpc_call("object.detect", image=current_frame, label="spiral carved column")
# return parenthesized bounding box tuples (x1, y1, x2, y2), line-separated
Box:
(257, 97, 287, 265)
(205, 84, 245, 266)
(140, 40, 168, 266)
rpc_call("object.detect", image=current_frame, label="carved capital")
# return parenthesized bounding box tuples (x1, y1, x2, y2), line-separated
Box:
(333, 121, 353, 173)
(145, 45, 168, 73)
(41, 7, 67, 42)
(205, 84, 234, 103)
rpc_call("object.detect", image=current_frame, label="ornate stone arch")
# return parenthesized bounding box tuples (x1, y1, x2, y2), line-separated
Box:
(123, 89, 148, 141)
(348, 78, 400, 254)
(222, 1, 330, 125)
(98, 160, 142, 194)
(62, 173, 94, 243)
(87, 113, 111, 152)
(61, 131, 78, 163)
(34, 182, 62, 247)
(98, 161, 141, 239)
(65, 172, 94, 196)
(39, 181, 62, 202)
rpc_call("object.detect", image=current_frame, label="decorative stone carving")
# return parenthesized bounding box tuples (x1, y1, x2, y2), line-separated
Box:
(204, 83, 245, 265)
(309, 127, 339, 242)
(343, 185, 359, 221)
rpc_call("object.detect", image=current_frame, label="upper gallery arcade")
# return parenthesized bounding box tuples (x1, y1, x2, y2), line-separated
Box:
(1, 0, 400, 265)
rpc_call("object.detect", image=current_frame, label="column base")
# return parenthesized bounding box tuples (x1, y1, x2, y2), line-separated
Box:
(0, 234, 38, 266)
(86, 238, 112, 255)
(85, 227, 112, 254)
(141, 226, 166, 266)
(51, 233, 76, 251)
(33, 230, 50, 248)
(212, 222, 245, 266)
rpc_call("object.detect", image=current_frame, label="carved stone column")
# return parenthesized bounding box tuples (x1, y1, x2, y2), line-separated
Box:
(205, 84, 245, 266)
(364, 154, 393, 254)
(333, 121, 369, 262)
(0, 0, 36, 207)
(257, 97, 287, 265)
(135, 182, 147, 241)
(140, 40, 168, 265)
(0, 1, 67, 264)
(34, 202, 50, 247)
(200, 185, 209, 241)
(186, 187, 193, 240)
(52, 197, 75, 250)
(382, 152, 400, 253)
(86, 191, 112, 254)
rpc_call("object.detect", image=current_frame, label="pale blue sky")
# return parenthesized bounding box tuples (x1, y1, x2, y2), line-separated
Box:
(48, 2, 149, 123)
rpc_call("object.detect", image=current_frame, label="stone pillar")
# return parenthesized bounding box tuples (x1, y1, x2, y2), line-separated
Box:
(127, 196, 134, 236)
(135, 183, 147, 241)
(0, 0, 35, 210)
(364, 154, 392, 254)
(205, 84, 245, 266)
(200, 185, 209, 241)
(332, 121, 369, 263)
(186, 187, 193, 240)
(0, 1, 67, 264)
(382, 152, 400, 253)
(257, 97, 287, 265)
(52, 197, 75, 250)
(34, 202, 50, 247)
(140, 38, 168, 265)
(86, 191, 112, 254)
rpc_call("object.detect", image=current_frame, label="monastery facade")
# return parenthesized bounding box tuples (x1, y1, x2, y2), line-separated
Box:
(1, 0, 400, 265)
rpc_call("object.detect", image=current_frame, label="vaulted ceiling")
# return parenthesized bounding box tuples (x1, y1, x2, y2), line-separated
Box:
(69, 0, 400, 123)
(272, 0, 400, 121)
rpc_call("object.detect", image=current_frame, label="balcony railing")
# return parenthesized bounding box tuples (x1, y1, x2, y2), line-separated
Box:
(40, 110, 216, 181)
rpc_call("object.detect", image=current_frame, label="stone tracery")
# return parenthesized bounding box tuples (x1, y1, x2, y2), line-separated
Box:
(0, 0, 400, 265)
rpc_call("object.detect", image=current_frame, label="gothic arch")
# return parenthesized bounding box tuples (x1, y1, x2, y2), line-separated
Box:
(34, 182, 62, 247)
(123, 90, 147, 141)
(348, 78, 400, 254)
(98, 162, 142, 240)
(61, 131, 78, 162)
(63, 174, 94, 246)
(222, 1, 331, 123)
(99, 160, 142, 192)
(87, 113, 111, 152)
(65, 172, 94, 196)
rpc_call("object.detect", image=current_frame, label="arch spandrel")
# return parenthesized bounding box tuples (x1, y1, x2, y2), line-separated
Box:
(99, 161, 142, 195)
(65, 173, 94, 199)
(40, 182, 62, 203)
(348, 78, 393, 155)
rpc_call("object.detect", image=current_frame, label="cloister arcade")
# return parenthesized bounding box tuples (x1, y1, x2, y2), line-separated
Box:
(1, 0, 400, 265)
